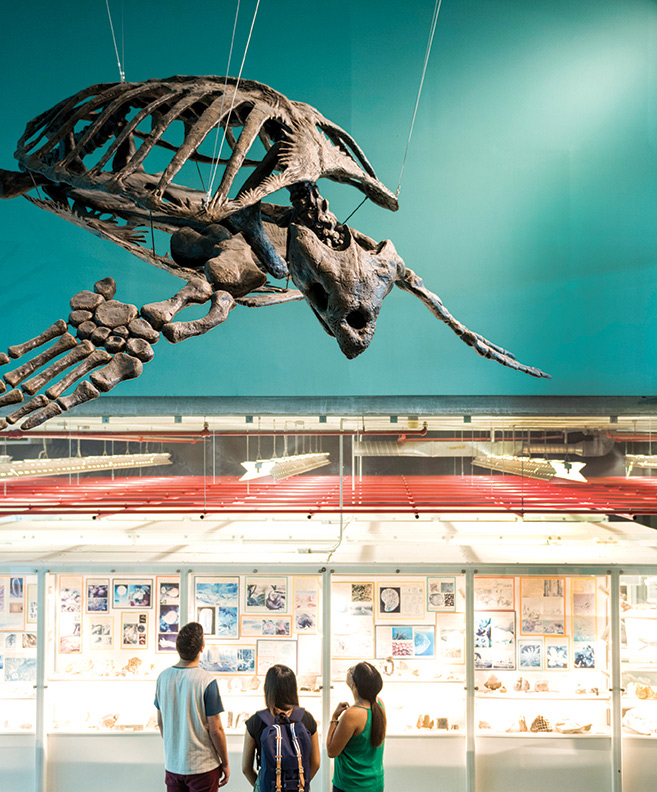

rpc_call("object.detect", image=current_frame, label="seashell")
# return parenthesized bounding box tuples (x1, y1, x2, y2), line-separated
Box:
(484, 674, 502, 690)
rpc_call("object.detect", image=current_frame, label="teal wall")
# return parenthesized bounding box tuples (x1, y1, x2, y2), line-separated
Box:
(1, 0, 656, 397)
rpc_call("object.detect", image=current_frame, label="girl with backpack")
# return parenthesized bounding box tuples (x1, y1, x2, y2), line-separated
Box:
(326, 662, 386, 792)
(242, 664, 321, 792)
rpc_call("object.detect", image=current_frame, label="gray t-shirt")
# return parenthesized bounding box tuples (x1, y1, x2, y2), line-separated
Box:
(155, 665, 224, 775)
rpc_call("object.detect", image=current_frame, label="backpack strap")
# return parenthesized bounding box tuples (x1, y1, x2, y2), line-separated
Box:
(288, 706, 305, 723)
(289, 722, 305, 792)
(258, 708, 275, 727)
(274, 724, 283, 792)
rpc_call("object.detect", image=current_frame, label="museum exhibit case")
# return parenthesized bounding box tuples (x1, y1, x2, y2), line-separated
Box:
(5, 559, 657, 792)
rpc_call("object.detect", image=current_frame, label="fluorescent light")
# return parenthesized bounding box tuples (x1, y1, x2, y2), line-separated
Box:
(0, 453, 171, 480)
(625, 454, 657, 475)
(240, 453, 330, 481)
(472, 454, 587, 483)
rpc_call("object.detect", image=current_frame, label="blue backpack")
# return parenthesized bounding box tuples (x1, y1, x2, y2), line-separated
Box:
(258, 707, 312, 792)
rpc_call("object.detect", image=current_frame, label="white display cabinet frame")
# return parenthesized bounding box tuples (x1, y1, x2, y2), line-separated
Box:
(2, 562, 657, 792)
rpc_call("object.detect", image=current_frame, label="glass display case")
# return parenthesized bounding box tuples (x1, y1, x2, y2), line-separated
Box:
(620, 574, 657, 792)
(7, 565, 657, 792)
(0, 574, 38, 733)
(331, 574, 466, 735)
(474, 574, 611, 736)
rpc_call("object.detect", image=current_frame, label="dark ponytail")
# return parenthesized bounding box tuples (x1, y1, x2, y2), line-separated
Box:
(351, 661, 386, 747)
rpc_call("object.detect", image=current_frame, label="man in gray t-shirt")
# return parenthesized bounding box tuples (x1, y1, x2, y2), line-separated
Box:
(155, 622, 229, 792)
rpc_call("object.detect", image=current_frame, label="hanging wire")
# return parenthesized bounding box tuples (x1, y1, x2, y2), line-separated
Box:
(206, 0, 262, 204)
(105, 0, 126, 81)
(396, 0, 443, 198)
(205, 0, 242, 198)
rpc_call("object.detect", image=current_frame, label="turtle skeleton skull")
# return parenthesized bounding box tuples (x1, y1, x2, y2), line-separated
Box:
(0, 75, 549, 430)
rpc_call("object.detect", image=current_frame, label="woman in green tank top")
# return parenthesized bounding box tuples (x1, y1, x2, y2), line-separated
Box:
(326, 662, 386, 792)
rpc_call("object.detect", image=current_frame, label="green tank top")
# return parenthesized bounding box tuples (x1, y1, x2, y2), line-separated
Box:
(333, 706, 384, 792)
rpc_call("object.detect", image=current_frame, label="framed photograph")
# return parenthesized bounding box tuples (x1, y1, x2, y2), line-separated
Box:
(293, 577, 318, 634)
(375, 625, 435, 658)
(59, 613, 81, 653)
(4, 657, 37, 683)
(545, 638, 569, 669)
(256, 639, 298, 675)
(121, 612, 149, 649)
(436, 613, 465, 664)
(22, 633, 37, 650)
(89, 617, 113, 649)
(200, 644, 256, 674)
(195, 577, 239, 638)
(474, 577, 515, 610)
(26, 584, 38, 624)
(377, 581, 425, 620)
(427, 577, 456, 612)
(59, 575, 82, 613)
(244, 577, 288, 614)
(86, 578, 109, 613)
(520, 577, 565, 636)
(113, 579, 152, 609)
(474, 611, 516, 670)
(574, 642, 595, 669)
(157, 576, 181, 606)
(518, 638, 543, 669)
(241, 615, 292, 637)
(0, 576, 25, 631)
(158, 632, 178, 652)
(333, 582, 374, 637)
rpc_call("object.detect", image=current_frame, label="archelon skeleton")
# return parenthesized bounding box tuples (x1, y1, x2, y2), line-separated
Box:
(0, 75, 549, 430)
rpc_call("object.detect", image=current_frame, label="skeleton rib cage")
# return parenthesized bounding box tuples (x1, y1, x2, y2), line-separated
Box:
(16, 74, 398, 226)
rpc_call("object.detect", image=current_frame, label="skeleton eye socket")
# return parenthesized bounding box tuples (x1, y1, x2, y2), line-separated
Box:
(346, 310, 367, 330)
(308, 282, 329, 312)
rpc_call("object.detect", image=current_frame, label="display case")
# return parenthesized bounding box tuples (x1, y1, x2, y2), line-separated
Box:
(473, 573, 611, 792)
(331, 575, 466, 790)
(0, 574, 37, 790)
(620, 574, 657, 792)
(9, 565, 657, 792)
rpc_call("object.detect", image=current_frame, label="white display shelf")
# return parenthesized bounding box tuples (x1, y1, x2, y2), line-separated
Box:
(476, 693, 609, 700)
(476, 731, 610, 738)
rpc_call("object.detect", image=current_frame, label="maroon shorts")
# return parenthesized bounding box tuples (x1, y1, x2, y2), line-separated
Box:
(165, 766, 221, 792)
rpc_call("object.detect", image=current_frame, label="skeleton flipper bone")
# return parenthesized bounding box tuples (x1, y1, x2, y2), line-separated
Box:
(396, 266, 551, 379)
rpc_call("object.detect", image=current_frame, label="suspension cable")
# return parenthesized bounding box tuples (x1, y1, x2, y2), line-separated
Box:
(104, 0, 126, 81)
(396, 0, 443, 198)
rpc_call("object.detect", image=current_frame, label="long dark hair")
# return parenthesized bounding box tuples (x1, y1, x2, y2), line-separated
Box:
(351, 661, 386, 747)
(264, 664, 300, 711)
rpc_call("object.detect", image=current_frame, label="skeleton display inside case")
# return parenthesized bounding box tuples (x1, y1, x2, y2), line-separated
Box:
(474, 575, 611, 736)
(620, 574, 657, 736)
(193, 574, 323, 734)
(331, 575, 466, 736)
(0, 574, 37, 732)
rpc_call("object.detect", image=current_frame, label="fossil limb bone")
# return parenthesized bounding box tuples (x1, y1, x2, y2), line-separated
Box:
(58, 380, 100, 411)
(45, 348, 111, 400)
(162, 291, 235, 343)
(141, 279, 213, 329)
(7, 319, 67, 360)
(6, 394, 49, 425)
(21, 340, 94, 396)
(90, 352, 143, 392)
(4, 334, 77, 388)
(0, 389, 23, 409)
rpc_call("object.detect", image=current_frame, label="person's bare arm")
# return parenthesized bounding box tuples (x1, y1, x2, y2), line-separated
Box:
(208, 713, 230, 787)
(326, 706, 362, 758)
(157, 709, 163, 737)
(309, 730, 321, 779)
(242, 730, 258, 787)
